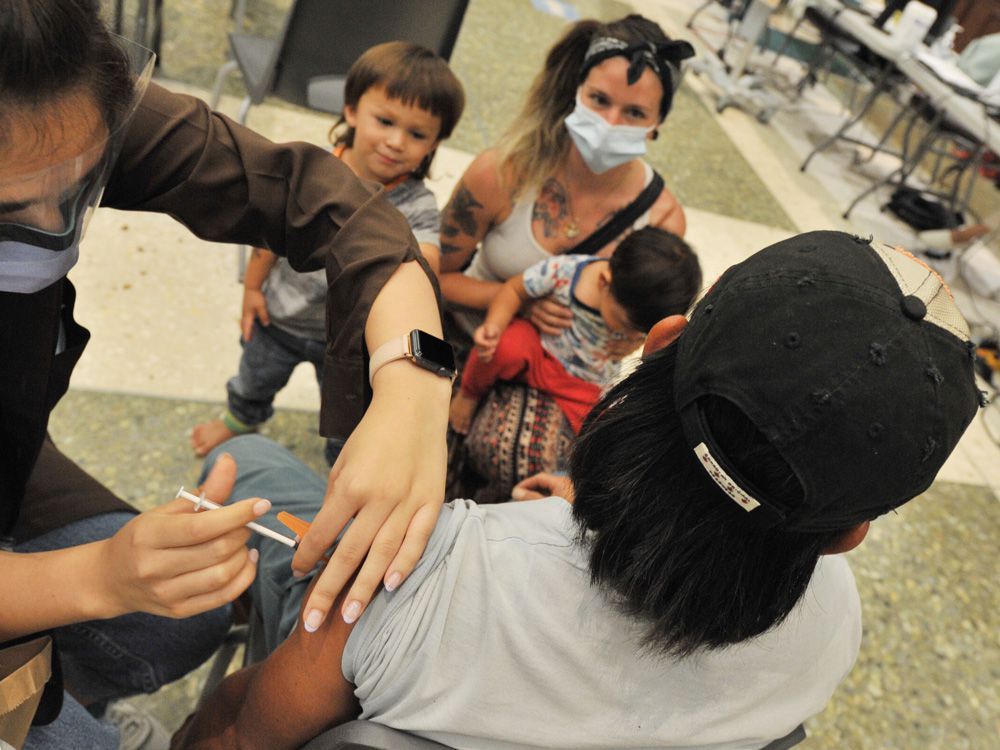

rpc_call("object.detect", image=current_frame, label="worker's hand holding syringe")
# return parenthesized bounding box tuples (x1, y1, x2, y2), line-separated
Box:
(93, 453, 266, 621)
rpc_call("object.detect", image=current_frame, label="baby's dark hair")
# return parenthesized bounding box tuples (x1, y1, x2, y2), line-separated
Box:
(608, 227, 702, 332)
(330, 41, 465, 179)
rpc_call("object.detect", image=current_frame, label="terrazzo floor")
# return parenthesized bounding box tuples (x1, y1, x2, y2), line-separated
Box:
(53, 0, 1000, 747)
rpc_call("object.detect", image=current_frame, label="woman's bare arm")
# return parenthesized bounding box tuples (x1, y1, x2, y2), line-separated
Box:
(438, 272, 503, 310)
(439, 149, 509, 273)
(650, 186, 686, 238)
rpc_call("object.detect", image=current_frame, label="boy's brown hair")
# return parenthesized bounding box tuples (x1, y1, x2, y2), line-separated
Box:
(330, 41, 465, 179)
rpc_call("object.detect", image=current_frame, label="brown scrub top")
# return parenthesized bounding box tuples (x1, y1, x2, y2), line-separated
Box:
(0, 82, 436, 541)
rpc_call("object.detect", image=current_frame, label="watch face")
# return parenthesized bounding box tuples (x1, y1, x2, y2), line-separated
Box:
(411, 329, 456, 375)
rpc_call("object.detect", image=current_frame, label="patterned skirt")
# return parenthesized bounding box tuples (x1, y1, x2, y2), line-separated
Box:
(447, 380, 575, 504)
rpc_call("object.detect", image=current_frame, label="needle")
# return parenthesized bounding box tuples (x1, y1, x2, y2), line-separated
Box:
(176, 487, 297, 548)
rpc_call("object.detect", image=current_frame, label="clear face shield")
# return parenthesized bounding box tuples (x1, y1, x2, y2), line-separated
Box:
(0, 38, 155, 293)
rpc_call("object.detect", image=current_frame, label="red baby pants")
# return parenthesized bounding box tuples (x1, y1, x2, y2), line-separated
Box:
(460, 318, 602, 433)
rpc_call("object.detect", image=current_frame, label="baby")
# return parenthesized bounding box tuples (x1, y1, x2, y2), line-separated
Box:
(450, 227, 701, 434)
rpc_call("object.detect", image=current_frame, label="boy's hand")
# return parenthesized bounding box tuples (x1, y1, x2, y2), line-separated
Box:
(241, 289, 270, 341)
(473, 323, 501, 363)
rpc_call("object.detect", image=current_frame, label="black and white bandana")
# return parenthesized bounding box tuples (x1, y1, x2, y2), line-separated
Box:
(579, 36, 695, 119)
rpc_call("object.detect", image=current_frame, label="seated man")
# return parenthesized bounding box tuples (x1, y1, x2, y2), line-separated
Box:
(174, 231, 980, 750)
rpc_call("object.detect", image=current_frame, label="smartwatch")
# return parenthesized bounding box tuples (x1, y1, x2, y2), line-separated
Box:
(368, 329, 457, 386)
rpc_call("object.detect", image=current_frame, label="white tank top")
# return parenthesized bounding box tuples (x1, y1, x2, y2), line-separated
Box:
(453, 162, 656, 335)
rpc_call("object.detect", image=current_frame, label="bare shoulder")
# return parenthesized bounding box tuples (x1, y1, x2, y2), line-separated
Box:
(649, 183, 686, 238)
(454, 148, 512, 216)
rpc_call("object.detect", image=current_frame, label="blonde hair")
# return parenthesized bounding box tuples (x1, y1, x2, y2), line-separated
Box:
(329, 41, 465, 180)
(498, 15, 676, 198)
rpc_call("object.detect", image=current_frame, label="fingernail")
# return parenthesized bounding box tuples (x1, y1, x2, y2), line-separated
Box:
(303, 609, 324, 633)
(385, 572, 402, 592)
(342, 600, 362, 624)
(511, 488, 526, 500)
(252, 499, 271, 516)
(292, 569, 305, 579)
(248, 548, 259, 563)
(219, 452, 232, 462)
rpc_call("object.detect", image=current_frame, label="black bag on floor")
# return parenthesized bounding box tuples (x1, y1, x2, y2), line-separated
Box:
(887, 186, 963, 231)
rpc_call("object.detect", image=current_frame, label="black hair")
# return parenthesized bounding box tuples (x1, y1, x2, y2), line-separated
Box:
(608, 227, 702, 332)
(590, 15, 684, 121)
(500, 14, 688, 195)
(570, 344, 850, 656)
(330, 41, 465, 180)
(0, 0, 133, 144)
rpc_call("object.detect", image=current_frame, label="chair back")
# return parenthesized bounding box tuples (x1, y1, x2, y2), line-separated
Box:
(271, 0, 469, 109)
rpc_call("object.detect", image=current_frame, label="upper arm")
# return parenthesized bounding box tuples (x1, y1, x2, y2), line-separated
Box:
(233, 584, 360, 749)
(650, 186, 686, 238)
(439, 149, 509, 272)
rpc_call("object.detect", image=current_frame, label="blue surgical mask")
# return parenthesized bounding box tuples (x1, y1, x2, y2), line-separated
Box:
(0, 240, 80, 294)
(564, 95, 655, 174)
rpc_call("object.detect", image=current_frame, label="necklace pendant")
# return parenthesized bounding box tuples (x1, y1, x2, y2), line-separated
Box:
(565, 221, 580, 239)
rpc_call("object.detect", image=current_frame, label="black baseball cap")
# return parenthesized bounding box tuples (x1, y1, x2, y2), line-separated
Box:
(674, 231, 980, 532)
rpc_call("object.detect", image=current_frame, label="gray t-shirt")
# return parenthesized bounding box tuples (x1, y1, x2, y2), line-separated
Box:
(343, 498, 861, 750)
(265, 177, 440, 340)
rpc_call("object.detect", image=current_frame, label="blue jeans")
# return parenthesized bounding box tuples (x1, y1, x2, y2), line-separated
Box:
(201, 435, 329, 654)
(15, 512, 232, 748)
(227, 322, 343, 465)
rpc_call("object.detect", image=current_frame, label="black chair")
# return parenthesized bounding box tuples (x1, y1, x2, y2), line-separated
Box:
(209, 0, 469, 120)
(301, 720, 806, 750)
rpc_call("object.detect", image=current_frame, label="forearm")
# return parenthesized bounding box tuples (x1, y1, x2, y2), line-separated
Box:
(418, 242, 441, 277)
(483, 281, 526, 333)
(243, 248, 278, 291)
(366, 260, 452, 399)
(172, 664, 261, 750)
(439, 273, 502, 310)
(0, 544, 117, 641)
(366, 260, 441, 346)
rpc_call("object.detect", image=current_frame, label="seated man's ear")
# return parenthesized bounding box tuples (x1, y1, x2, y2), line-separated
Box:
(822, 521, 870, 554)
(642, 315, 687, 357)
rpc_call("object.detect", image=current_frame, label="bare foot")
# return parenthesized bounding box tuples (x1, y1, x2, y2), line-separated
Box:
(449, 392, 479, 435)
(191, 419, 240, 457)
(951, 224, 990, 245)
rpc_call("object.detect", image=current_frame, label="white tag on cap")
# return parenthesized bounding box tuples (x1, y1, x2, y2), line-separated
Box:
(694, 442, 761, 512)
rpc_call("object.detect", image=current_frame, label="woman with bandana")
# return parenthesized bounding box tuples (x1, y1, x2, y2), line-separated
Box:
(438, 15, 694, 501)
(0, 1, 452, 746)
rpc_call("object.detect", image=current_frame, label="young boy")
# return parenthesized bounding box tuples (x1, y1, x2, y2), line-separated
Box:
(176, 231, 981, 750)
(191, 42, 465, 463)
(449, 227, 702, 434)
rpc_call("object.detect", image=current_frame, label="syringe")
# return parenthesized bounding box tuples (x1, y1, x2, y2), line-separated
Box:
(176, 487, 297, 548)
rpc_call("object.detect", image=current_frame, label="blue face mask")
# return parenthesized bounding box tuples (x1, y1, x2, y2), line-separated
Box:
(563, 95, 655, 174)
(0, 240, 81, 294)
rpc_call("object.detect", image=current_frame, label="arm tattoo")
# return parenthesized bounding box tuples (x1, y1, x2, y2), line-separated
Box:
(442, 182, 484, 242)
(532, 179, 570, 238)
